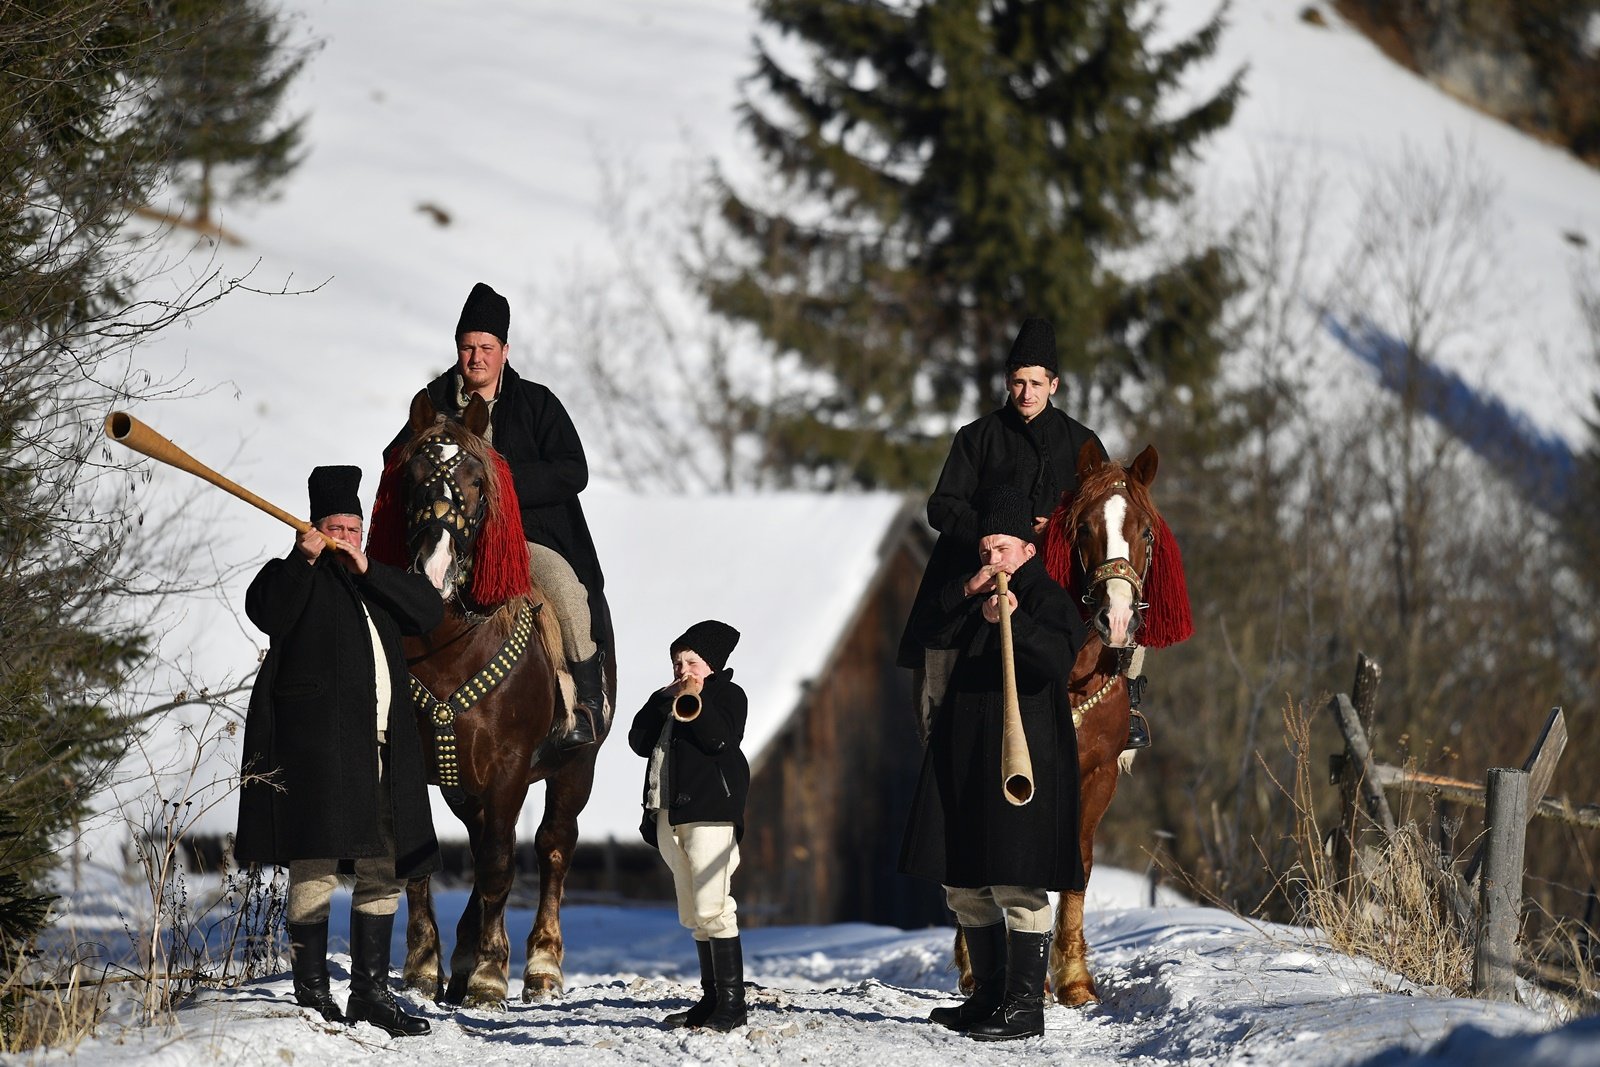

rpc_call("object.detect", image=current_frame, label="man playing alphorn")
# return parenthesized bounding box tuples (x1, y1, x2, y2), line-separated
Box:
(898, 484, 1088, 1042)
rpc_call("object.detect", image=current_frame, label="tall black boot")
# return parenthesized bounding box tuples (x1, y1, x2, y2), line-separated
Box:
(557, 650, 606, 749)
(663, 938, 715, 1028)
(929, 922, 1005, 1031)
(701, 935, 747, 1032)
(345, 911, 430, 1037)
(1123, 677, 1151, 750)
(288, 920, 347, 1024)
(967, 930, 1049, 1042)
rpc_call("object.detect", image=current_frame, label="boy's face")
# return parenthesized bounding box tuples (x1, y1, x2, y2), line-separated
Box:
(672, 649, 713, 682)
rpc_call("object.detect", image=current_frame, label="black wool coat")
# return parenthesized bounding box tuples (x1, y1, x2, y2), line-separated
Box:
(386, 363, 613, 649)
(898, 555, 1088, 891)
(234, 553, 444, 878)
(896, 402, 1104, 668)
(626, 670, 750, 848)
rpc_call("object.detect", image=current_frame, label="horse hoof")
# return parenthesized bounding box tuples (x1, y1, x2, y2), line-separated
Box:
(403, 975, 440, 1001)
(463, 991, 509, 1011)
(1056, 982, 1100, 1008)
(521, 973, 564, 1001)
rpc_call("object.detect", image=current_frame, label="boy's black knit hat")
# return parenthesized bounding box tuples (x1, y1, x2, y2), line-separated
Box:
(1005, 317, 1058, 376)
(308, 465, 362, 522)
(455, 281, 510, 343)
(671, 620, 740, 672)
(977, 484, 1034, 542)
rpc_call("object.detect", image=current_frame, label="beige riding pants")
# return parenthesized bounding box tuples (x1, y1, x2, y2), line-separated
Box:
(287, 752, 406, 921)
(654, 811, 740, 941)
(944, 885, 1052, 934)
(528, 541, 596, 663)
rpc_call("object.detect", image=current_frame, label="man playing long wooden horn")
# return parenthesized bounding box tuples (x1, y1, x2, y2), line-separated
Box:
(898, 484, 1088, 1042)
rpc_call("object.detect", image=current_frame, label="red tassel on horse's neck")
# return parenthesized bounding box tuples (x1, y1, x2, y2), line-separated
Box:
(1140, 514, 1193, 649)
(470, 454, 531, 606)
(365, 460, 409, 568)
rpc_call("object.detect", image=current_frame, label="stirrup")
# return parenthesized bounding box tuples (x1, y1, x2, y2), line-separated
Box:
(1124, 709, 1151, 750)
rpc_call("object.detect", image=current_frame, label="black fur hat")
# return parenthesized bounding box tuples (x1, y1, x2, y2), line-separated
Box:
(1004, 317, 1058, 376)
(308, 465, 363, 522)
(977, 484, 1034, 543)
(455, 281, 510, 343)
(671, 619, 741, 672)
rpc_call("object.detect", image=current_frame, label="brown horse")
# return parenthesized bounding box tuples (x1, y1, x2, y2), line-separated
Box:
(373, 391, 610, 1007)
(956, 442, 1168, 1007)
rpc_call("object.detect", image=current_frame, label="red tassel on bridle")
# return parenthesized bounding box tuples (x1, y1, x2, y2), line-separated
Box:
(366, 459, 409, 569)
(1140, 514, 1192, 649)
(470, 453, 530, 607)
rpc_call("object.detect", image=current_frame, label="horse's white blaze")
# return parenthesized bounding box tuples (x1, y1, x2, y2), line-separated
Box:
(421, 533, 454, 593)
(1101, 494, 1135, 646)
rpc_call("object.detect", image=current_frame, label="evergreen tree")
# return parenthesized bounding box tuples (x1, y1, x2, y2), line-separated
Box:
(700, 0, 1243, 487)
(146, 0, 309, 227)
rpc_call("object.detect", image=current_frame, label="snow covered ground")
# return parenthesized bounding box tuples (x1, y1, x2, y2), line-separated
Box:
(35, 867, 1596, 1067)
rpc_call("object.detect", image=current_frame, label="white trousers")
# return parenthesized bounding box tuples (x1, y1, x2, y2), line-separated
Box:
(287, 758, 405, 921)
(527, 542, 597, 662)
(944, 885, 1052, 934)
(655, 810, 740, 940)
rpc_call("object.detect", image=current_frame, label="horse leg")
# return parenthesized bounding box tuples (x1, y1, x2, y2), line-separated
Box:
(523, 753, 595, 1000)
(442, 795, 487, 1006)
(953, 927, 973, 994)
(457, 791, 526, 1009)
(402, 876, 444, 998)
(1053, 762, 1120, 1006)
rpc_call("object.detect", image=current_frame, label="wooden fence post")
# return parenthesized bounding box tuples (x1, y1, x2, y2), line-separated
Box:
(1333, 653, 1383, 884)
(1473, 767, 1529, 1001)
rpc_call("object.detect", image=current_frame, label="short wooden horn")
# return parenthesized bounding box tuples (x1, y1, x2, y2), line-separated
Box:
(670, 675, 704, 722)
(104, 411, 338, 548)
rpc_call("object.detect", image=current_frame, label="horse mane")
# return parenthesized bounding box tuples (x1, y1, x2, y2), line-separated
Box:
(366, 417, 532, 609)
(1044, 455, 1193, 649)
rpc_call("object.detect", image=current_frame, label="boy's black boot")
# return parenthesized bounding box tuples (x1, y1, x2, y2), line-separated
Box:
(345, 911, 430, 1037)
(664, 938, 715, 1028)
(558, 650, 606, 749)
(288, 920, 347, 1024)
(929, 922, 1005, 1031)
(967, 931, 1048, 1042)
(702, 935, 747, 1031)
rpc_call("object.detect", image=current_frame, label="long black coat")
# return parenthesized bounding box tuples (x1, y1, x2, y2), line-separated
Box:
(896, 402, 1104, 667)
(234, 553, 443, 878)
(386, 363, 613, 649)
(626, 670, 750, 848)
(898, 555, 1088, 890)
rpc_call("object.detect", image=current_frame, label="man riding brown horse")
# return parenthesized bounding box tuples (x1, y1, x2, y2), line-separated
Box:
(384, 282, 614, 749)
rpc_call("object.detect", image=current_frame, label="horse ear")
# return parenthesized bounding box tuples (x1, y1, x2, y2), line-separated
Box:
(463, 395, 491, 438)
(1076, 438, 1103, 482)
(1129, 445, 1159, 487)
(409, 390, 437, 434)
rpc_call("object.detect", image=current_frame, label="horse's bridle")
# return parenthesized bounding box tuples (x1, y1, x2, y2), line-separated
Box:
(1077, 479, 1154, 620)
(407, 433, 487, 595)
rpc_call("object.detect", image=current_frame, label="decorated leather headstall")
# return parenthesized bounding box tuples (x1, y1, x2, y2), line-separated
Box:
(407, 436, 486, 592)
(1078, 481, 1153, 604)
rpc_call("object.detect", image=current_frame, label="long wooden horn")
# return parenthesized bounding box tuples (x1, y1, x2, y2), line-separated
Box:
(104, 411, 340, 549)
(997, 570, 1035, 806)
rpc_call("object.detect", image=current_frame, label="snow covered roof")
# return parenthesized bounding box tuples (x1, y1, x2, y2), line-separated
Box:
(440, 490, 916, 843)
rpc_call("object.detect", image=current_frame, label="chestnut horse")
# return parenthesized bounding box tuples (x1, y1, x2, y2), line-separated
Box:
(956, 442, 1173, 1007)
(372, 392, 611, 1007)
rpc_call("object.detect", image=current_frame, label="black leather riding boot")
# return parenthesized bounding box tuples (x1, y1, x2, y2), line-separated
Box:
(701, 935, 748, 1031)
(345, 911, 430, 1037)
(557, 650, 606, 749)
(288, 920, 347, 1024)
(929, 922, 1005, 1031)
(1123, 676, 1152, 750)
(967, 930, 1049, 1042)
(664, 938, 716, 1028)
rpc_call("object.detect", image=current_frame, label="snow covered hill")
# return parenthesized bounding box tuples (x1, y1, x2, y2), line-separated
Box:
(40, 867, 1597, 1066)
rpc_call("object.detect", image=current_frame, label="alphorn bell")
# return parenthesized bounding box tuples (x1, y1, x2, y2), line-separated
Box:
(103, 411, 344, 552)
(996, 570, 1035, 806)
(670, 675, 704, 722)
